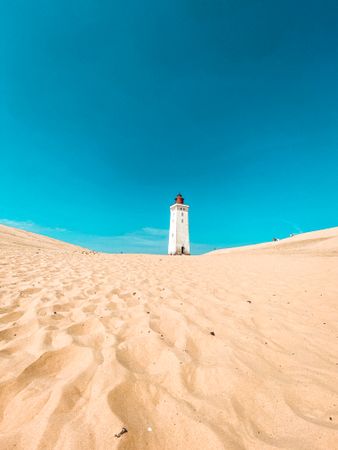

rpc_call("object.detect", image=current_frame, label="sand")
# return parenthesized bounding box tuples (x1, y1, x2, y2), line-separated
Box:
(0, 224, 337, 450)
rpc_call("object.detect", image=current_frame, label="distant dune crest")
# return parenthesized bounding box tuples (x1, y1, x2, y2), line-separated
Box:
(209, 226, 338, 256)
(1, 223, 337, 256)
(0, 224, 83, 251)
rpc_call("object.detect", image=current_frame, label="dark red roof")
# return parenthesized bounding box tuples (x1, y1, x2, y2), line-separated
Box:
(175, 193, 184, 204)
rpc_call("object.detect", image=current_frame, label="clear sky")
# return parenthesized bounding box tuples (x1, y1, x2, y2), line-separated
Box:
(1, 0, 338, 253)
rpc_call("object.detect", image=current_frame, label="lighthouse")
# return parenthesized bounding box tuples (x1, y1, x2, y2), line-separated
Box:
(168, 193, 190, 255)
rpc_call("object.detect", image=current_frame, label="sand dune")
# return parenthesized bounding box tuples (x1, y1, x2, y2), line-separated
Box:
(0, 224, 338, 449)
(0, 225, 81, 251)
(210, 226, 338, 256)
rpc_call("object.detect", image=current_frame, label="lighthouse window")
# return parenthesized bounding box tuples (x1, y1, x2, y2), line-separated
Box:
(181, 219, 184, 223)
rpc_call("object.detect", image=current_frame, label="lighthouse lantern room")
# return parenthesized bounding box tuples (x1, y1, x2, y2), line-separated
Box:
(168, 194, 190, 255)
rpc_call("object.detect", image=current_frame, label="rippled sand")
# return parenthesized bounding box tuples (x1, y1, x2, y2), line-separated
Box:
(0, 224, 338, 449)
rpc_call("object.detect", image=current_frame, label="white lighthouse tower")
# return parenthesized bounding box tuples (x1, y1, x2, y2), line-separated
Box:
(168, 193, 190, 255)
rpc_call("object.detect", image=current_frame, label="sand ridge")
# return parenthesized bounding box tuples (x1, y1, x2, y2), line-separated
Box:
(0, 225, 338, 449)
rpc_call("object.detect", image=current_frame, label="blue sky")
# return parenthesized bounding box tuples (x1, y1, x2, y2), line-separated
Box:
(1, 0, 338, 254)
